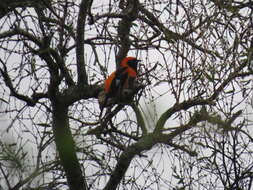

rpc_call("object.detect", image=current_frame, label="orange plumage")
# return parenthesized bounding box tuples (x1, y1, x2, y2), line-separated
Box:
(104, 57, 139, 96)
(104, 71, 116, 93)
(100, 57, 140, 109)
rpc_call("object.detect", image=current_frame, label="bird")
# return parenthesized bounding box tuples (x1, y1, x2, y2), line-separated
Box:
(99, 57, 140, 110)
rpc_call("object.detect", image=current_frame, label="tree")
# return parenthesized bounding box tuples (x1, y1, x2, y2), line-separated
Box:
(0, 0, 253, 189)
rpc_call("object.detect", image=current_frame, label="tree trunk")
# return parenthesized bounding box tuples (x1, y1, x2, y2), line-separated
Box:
(52, 103, 86, 190)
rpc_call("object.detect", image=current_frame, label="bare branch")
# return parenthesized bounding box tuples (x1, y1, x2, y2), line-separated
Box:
(0, 28, 42, 47)
(0, 59, 44, 106)
(0, 0, 50, 18)
(103, 133, 157, 190)
(139, 6, 223, 59)
(116, 0, 140, 66)
(76, 0, 93, 85)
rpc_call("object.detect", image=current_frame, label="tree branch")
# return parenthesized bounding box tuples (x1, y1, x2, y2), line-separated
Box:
(103, 133, 157, 190)
(0, 28, 42, 47)
(154, 98, 214, 133)
(0, 0, 50, 19)
(103, 106, 208, 190)
(116, 0, 140, 67)
(0, 59, 47, 106)
(48, 48, 75, 86)
(130, 103, 147, 135)
(139, 6, 223, 59)
(76, 0, 93, 85)
(154, 59, 249, 133)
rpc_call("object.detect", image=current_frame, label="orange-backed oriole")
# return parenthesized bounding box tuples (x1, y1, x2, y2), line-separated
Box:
(100, 57, 140, 109)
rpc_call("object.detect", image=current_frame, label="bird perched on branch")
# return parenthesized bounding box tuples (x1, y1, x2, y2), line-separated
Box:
(99, 56, 141, 111)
